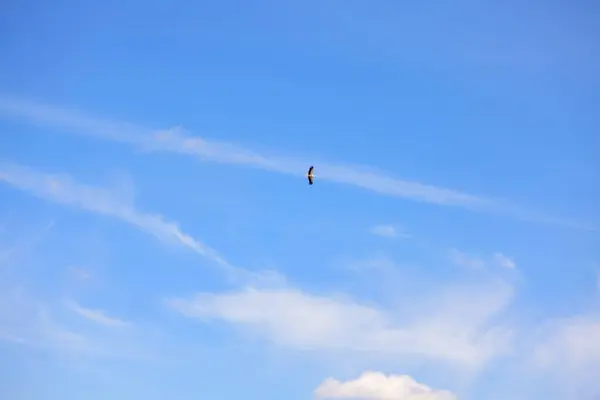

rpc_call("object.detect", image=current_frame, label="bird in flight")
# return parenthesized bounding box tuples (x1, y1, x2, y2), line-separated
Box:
(307, 166, 314, 185)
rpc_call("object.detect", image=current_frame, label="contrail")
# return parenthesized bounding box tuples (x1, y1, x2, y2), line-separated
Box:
(0, 94, 594, 231)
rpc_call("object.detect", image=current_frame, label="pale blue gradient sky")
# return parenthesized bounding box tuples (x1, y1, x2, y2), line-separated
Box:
(1, 1, 599, 399)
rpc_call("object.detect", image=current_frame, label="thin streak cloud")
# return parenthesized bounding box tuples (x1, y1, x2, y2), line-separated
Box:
(0, 162, 230, 270)
(65, 300, 131, 328)
(0, 95, 593, 230)
(0, 162, 283, 285)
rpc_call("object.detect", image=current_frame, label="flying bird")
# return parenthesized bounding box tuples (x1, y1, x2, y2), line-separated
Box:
(307, 166, 314, 185)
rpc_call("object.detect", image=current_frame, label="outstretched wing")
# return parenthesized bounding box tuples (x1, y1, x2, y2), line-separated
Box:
(308, 175, 313, 185)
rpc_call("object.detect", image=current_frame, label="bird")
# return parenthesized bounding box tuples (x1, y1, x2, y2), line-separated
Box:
(307, 165, 314, 185)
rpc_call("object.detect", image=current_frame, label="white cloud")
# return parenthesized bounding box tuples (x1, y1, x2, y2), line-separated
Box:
(0, 283, 156, 360)
(0, 225, 167, 362)
(0, 287, 92, 353)
(0, 162, 232, 269)
(69, 267, 92, 281)
(65, 300, 131, 328)
(314, 371, 456, 400)
(450, 250, 517, 270)
(493, 253, 516, 269)
(0, 288, 156, 360)
(0, 218, 54, 264)
(450, 249, 485, 269)
(0, 162, 284, 288)
(529, 313, 600, 398)
(167, 279, 514, 368)
(0, 95, 490, 208)
(533, 315, 600, 370)
(370, 225, 407, 239)
(2, 94, 591, 231)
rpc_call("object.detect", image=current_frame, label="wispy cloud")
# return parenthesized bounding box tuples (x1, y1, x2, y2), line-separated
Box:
(0, 162, 284, 285)
(450, 249, 486, 270)
(0, 95, 591, 229)
(0, 287, 94, 354)
(314, 371, 456, 400)
(0, 222, 167, 362)
(369, 225, 409, 239)
(69, 267, 92, 281)
(166, 278, 514, 369)
(493, 252, 516, 269)
(0, 162, 231, 270)
(65, 299, 131, 328)
(533, 316, 600, 370)
(0, 218, 54, 264)
(530, 313, 600, 397)
(0, 285, 156, 360)
(0, 95, 484, 207)
(450, 249, 517, 270)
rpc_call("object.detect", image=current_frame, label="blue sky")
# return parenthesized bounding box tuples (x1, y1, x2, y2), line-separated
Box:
(0, 1, 599, 399)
